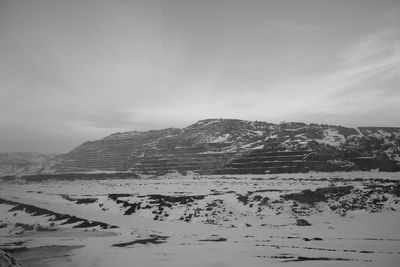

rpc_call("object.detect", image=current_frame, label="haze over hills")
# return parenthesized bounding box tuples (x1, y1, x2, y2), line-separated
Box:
(1, 119, 399, 177)
(0, 153, 59, 177)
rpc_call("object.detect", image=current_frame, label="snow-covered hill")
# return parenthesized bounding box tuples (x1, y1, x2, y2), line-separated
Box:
(2, 119, 400, 177)
(47, 119, 400, 175)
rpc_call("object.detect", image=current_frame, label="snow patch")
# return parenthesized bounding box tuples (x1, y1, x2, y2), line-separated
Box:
(315, 129, 346, 147)
(205, 133, 231, 143)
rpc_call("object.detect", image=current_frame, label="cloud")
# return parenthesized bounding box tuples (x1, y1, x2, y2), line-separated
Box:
(269, 19, 321, 32)
(216, 30, 400, 124)
(81, 110, 137, 129)
(341, 30, 400, 68)
(1, 1, 399, 152)
(287, 31, 400, 123)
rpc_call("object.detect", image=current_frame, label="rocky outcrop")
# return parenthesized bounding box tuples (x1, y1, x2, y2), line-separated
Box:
(296, 219, 311, 226)
(282, 186, 354, 204)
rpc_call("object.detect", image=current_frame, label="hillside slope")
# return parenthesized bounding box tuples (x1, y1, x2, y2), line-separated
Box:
(49, 119, 400, 175)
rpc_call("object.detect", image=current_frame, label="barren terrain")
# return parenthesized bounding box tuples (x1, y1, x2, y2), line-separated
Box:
(1, 172, 400, 266)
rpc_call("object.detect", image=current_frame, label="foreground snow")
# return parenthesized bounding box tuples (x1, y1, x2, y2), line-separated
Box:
(0, 172, 399, 267)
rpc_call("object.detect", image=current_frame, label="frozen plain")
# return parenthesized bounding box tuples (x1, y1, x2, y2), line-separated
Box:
(0, 171, 400, 267)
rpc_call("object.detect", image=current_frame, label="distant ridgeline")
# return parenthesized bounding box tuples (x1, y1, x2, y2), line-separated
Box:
(2, 119, 400, 177)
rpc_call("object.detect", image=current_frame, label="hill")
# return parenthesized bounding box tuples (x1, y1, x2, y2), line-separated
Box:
(46, 119, 400, 175)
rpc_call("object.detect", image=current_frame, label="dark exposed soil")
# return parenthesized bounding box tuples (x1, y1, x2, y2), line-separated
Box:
(17, 172, 137, 182)
(303, 237, 323, 241)
(73, 220, 112, 229)
(0, 197, 118, 229)
(236, 195, 249, 205)
(282, 186, 354, 204)
(61, 195, 97, 204)
(107, 194, 142, 215)
(284, 256, 355, 262)
(147, 194, 205, 205)
(108, 194, 133, 201)
(112, 235, 169, 247)
(1, 246, 28, 253)
(75, 198, 97, 205)
(198, 237, 227, 242)
(123, 202, 141, 215)
(296, 219, 311, 226)
(0, 248, 26, 266)
(11, 245, 84, 265)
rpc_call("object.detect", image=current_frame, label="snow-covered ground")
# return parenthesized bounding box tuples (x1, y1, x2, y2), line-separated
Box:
(1, 172, 399, 267)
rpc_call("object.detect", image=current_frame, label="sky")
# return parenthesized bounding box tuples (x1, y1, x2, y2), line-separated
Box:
(0, 0, 400, 153)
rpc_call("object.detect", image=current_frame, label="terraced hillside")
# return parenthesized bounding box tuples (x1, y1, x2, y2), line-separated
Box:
(53, 128, 181, 173)
(46, 119, 400, 175)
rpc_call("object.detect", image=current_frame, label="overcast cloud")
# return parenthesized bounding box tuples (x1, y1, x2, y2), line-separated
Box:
(0, 0, 399, 153)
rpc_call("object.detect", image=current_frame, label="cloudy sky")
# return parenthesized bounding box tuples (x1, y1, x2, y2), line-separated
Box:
(1, 0, 399, 153)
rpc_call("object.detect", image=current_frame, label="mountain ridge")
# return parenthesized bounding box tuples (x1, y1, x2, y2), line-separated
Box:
(1, 119, 399, 177)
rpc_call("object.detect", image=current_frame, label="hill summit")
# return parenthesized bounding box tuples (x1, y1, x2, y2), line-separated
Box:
(46, 118, 400, 175)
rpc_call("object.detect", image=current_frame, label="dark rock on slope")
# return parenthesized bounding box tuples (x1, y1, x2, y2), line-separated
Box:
(0, 197, 118, 229)
(283, 186, 353, 204)
(296, 219, 311, 226)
